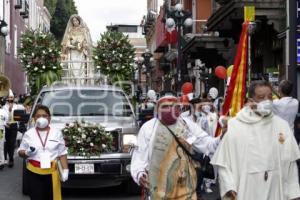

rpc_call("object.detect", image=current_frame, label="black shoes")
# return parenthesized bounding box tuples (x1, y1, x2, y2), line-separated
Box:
(8, 161, 14, 168)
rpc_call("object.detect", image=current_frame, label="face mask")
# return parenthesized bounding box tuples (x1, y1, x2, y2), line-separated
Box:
(36, 117, 49, 129)
(254, 100, 273, 117)
(159, 107, 180, 125)
(195, 111, 202, 118)
(202, 105, 211, 113)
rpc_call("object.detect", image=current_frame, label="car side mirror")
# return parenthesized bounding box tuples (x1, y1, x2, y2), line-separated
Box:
(14, 109, 29, 123)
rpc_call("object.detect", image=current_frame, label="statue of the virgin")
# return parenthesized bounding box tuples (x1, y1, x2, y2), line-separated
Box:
(61, 15, 93, 85)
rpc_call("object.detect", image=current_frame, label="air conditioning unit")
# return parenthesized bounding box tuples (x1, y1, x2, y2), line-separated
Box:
(14, 0, 22, 9)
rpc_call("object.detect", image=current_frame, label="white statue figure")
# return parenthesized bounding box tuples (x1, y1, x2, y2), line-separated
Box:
(61, 15, 93, 85)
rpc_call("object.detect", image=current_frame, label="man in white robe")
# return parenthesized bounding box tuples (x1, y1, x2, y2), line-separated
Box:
(211, 80, 300, 200)
(131, 94, 220, 199)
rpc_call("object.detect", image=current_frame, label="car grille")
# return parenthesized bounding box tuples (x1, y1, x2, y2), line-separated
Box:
(109, 130, 120, 152)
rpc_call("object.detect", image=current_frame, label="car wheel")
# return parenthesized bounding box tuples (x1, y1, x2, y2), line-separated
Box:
(22, 159, 29, 195)
(124, 179, 141, 195)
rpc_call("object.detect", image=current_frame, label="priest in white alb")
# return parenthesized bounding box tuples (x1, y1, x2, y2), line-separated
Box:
(211, 80, 300, 200)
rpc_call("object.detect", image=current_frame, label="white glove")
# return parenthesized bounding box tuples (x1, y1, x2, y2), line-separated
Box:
(25, 147, 37, 157)
(61, 169, 69, 182)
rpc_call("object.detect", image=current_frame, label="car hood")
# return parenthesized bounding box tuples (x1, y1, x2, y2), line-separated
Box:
(50, 115, 137, 134)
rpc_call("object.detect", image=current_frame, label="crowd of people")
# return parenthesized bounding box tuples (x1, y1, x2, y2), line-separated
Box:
(131, 80, 300, 200)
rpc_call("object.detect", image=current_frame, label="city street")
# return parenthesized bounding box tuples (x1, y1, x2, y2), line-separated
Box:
(0, 157, 138, 200)
(0, 157, 220, 200)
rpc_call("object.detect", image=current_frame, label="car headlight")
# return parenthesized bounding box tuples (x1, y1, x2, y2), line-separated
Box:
(123, 134, 137, 146)
(122, 134, 137, 153)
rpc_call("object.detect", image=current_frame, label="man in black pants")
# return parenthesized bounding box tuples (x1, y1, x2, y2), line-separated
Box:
(3, 90, 24, 168)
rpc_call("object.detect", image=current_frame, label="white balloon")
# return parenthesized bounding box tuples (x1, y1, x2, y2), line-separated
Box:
(184, 18, 193, 27)
(166, 18, 175, 28)
(209, 87, 218, 99)
(175, 3, 183, 12)
(147, 90, 156, 101)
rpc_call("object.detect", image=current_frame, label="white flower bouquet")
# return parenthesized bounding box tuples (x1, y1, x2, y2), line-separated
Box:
(62, 121, 113, 157)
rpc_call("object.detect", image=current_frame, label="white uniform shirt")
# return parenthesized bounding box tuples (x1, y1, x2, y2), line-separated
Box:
(18, 126, 68, 162)
(130, 117, 220, 184)
(273, 97, 299, 130)
(3, 103, 25, 123)
(0, 108, 8, 130)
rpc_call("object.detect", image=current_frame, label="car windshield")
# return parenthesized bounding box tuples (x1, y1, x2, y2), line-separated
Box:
(37, 89, 133, 117)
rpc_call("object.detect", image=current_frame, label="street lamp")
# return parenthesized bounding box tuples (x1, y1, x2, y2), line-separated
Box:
(0, 20, 8, 37)
(141, 49, 153, 91)
(165, 3, 193, 92)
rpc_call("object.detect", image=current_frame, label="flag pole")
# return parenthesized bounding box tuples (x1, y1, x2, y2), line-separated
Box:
(244, 6, 256, 87)
(248, 22, 256, 87)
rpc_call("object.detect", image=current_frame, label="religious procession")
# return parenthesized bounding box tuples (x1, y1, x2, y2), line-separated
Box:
(0, 0, 300, 200)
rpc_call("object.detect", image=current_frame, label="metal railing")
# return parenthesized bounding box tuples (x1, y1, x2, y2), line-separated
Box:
(60, 60, 103, 85)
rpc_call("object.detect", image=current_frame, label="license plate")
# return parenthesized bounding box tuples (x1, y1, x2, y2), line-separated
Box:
(74, 164, 94, 174)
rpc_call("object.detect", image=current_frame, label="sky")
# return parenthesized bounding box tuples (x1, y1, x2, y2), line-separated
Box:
(73, 0, 150, 42)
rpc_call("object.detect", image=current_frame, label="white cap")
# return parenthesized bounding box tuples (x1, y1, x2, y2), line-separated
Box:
(8, 89, 14, 98)
(147, 90, 156, 102)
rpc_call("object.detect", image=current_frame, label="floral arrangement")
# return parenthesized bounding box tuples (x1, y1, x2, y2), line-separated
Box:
(62, 121, 113, 157)
(19, 29, 62, 95)
(93, 31, 136, 83)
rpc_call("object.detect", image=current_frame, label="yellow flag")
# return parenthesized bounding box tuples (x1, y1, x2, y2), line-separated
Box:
(244, 6, 255, 22)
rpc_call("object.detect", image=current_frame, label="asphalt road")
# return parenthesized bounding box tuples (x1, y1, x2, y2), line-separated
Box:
(0, 157, 220, 200)
(0, 157, 139, 200)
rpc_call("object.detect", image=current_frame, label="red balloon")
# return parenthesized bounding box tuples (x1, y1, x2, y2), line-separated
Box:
(215, 66, 227, 79)
(180, 95, 189, 105)
(181, 82, 193, 95)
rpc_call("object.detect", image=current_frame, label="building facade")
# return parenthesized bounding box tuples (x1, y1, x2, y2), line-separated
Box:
(0, 0, 51, 95)
(3, 0, 27, 95)
(143, 0, 295, 98)
(205, 0, 286, 94)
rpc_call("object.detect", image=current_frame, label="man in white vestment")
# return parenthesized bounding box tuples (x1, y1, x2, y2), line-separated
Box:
(211, 80, 300, 200)
(131, 94, 220, 199)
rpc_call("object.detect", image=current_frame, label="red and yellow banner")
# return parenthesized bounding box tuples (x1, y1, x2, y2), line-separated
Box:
(215, 22, 249, 137)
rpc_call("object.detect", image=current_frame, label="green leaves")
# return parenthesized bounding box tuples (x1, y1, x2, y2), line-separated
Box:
(50, 0, 78, 41)
(19, 30, 62, 95)
(93, 31, 136, 81)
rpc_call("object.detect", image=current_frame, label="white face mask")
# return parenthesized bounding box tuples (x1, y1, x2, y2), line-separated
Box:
(254, 100, 273, 117)
(202, 105, 211, 113)
(36, 117, 49, 129)
(195, 111, 202, 118)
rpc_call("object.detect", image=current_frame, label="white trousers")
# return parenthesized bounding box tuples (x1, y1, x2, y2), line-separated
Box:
(0, 131, 4, 165)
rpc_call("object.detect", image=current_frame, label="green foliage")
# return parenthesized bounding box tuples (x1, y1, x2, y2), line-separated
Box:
(19, 30, 62, 95)
(50, 0, 78, 41)
(44, 0, 57, 16)
(93, 31, 136, 88)
(62, 121, 114, 157)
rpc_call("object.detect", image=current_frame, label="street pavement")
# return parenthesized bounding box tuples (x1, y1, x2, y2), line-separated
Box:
(0, 157, 220, 200)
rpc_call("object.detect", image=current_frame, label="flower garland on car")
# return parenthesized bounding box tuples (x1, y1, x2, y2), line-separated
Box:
(62, 121, 114, 157)
(19, 29, 62, 95)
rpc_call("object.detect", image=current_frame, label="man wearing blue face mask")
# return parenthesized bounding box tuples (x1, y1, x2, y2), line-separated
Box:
(211, 80, 300, 200)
